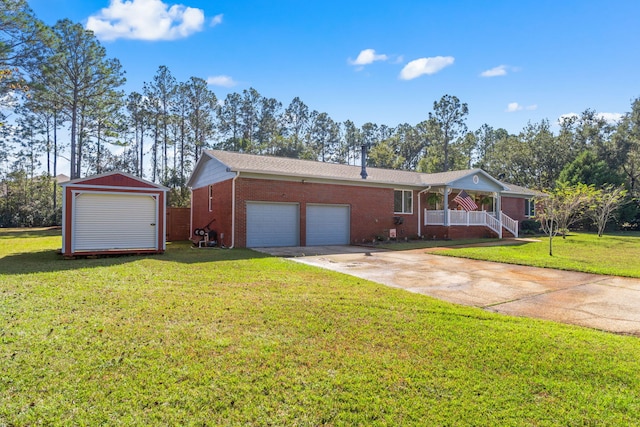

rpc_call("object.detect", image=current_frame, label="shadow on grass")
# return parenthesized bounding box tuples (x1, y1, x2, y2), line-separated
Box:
(0, 239, 273, 276)
(0, 227, 62, 239)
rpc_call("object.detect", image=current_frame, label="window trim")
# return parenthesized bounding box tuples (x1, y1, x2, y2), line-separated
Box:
(394, 189, 413, 214)
(525, 199, 535, 217)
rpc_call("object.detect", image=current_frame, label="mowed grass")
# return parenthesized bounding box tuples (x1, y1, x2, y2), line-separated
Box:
(433, 232, 640, 278)
(376, 237, 496, 251)
(2, 229, 640, 426)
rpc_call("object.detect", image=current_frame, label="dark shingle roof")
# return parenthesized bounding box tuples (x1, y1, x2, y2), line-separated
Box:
(502, 182, 543, 196)
(205, 150, 527, 194)
(208, 150, 427, 186)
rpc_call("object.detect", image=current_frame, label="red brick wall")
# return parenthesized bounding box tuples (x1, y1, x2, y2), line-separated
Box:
(234, 178, 420, 246)
(193, 177, 423, 247)
(501, 197, 527, 222)
(192, 176, 532, 247)
(191, 179, 233, 247)
(424, 225, 499, 240)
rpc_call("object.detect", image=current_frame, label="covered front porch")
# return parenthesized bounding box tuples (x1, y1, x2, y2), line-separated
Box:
(417, 170, 519, 239)
(423, 209, 519, 238)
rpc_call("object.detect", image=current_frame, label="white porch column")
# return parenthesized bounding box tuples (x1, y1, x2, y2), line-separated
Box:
(496, 192, 503, 238)
(443, 186, 449, 226)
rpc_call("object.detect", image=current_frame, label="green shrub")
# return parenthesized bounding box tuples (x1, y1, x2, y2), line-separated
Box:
(520, 219, 541, 234)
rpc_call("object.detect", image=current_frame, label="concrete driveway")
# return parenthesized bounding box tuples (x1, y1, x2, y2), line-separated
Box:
(255, 245, 640, 336)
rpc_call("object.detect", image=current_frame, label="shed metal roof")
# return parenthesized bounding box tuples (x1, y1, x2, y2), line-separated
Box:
(60, 171, 169, 191)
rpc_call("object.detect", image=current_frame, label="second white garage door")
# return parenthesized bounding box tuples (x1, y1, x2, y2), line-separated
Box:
(306, 204, 350, 246)
(246, 202, 300, 247)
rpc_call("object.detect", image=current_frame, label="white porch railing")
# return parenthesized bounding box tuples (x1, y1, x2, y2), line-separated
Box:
(425, 210, 445, 225)
(424, 209, 519, 238)
(484, 212, 502, 237)
(500, 212, 519, 238)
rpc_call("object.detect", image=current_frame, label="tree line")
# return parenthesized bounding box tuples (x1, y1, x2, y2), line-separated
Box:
(1, 0, 639, 229)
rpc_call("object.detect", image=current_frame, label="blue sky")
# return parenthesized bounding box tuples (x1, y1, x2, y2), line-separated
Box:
(27, 0, 640, 134)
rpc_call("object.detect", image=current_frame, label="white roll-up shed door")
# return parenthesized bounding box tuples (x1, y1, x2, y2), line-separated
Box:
(306, 204, 350, 246)
(73, 193, 158, 251)
(246, 202, 299, 247)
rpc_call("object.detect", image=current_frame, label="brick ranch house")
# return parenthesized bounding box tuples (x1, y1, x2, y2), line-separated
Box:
(187, 150, 537, 248)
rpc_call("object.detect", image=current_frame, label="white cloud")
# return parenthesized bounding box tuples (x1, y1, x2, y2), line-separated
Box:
(559, 112, 623, 125)
(506, 102, 537, 112)
(86, 0, 206, 41)
(481, 65, 508, 77)
(207, 75, 237, 87)
(210, 13, 223, 26)
(348, 49, 389, 66)
(559, 112, 579, 122)
(506, 102, 522, 112)
(399, 56, 454, 80)
(480, 65, 522, 77)
(597, 112, 623, 123)
(0, 91, 20, 109)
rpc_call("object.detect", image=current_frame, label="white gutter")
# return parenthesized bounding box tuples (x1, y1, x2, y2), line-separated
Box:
(417, 186, 431, 238)
(228, 172, 239, 249)
(189, 188, 194, 243)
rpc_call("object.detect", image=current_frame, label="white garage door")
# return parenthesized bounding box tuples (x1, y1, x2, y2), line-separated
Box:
(73, 193, 158, 252)
(246, 202, 299, 247)
(306, 204, 350, 246)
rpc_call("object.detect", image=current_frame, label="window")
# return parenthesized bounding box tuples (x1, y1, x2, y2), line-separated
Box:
(208, 185, 213, 212)
(394, 190, 413, 214)
(525, 199, 535, 217)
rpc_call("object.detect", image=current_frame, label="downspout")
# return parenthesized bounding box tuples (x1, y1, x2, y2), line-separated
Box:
(417, 186, 431, 238)
(228, 172, 239, 249)
(189, 187, 194, 242)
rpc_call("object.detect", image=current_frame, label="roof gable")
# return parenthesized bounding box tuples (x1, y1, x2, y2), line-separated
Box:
(428, 169, 507, 192)
(187, 152, 237, 189)
(61, 171, 168, 191)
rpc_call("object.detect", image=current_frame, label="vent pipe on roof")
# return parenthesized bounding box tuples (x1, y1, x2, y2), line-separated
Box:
(360, 144, 368, 179)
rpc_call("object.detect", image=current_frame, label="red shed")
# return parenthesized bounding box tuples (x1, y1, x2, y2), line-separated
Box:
(60, 172, 168, 257)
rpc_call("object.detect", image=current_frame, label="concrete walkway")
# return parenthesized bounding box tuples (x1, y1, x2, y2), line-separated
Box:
(255, 246, 640, 336)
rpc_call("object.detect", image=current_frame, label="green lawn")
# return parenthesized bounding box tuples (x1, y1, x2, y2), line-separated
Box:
(2, 229, 640, 425)
(376, 237, 497, 251)
(431, 232, 640, 278)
